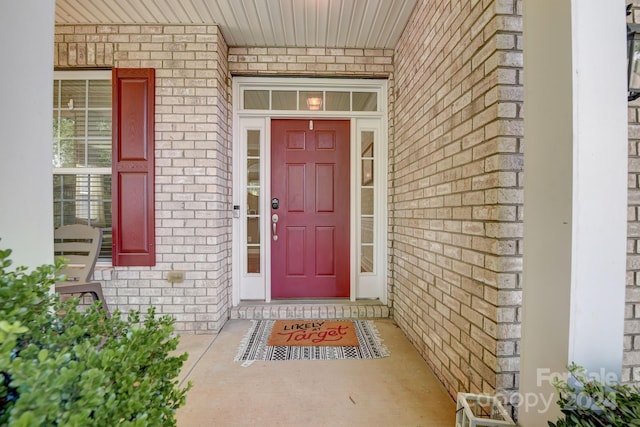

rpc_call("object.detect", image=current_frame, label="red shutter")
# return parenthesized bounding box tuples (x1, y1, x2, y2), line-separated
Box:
(112, 68, 155, 266)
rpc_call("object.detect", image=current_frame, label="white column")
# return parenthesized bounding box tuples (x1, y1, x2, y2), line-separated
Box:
(520, 0, 628, 425)
(0, 1, 55, 268)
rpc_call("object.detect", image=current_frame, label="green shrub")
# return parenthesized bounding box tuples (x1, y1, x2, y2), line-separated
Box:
(549, 363, 640, 427)
(0, 248, 191, 426)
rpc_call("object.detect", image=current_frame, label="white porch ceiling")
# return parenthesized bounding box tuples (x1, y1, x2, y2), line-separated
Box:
(55, 0, 418, 49)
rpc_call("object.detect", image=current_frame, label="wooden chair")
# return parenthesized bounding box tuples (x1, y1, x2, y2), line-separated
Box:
(54, 224, 109, 314)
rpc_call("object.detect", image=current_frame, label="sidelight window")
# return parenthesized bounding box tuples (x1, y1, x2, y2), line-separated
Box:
(360, 130, 375, 273)
(246, 129, 262, 274)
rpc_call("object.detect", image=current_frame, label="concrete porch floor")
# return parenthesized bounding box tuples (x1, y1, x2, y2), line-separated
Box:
(175, 319, 456, 426)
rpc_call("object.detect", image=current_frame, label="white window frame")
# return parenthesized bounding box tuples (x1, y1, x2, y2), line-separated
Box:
(53, 70, 112, 260)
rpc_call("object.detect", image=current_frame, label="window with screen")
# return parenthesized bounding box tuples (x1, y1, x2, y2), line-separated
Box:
(53, 71, 112, 259)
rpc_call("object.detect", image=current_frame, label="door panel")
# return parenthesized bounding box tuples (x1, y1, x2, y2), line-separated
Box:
(315, 227, 336, 276)
(271, 119, 350, 298)
(316, 131, 336, 150)
(315, 164, 335, 212)
(286, 227, 306, 276)
(287, 165, 305, 211)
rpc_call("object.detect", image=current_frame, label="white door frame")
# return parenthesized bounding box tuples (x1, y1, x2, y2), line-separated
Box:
(231, 77, 388, 305)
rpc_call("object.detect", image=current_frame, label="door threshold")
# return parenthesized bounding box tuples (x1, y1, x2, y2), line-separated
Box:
(230, 299, 389, 320)
(269, 299, 381, 305)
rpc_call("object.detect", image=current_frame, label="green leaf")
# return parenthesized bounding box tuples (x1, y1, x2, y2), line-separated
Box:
(37, 349, 49, 363)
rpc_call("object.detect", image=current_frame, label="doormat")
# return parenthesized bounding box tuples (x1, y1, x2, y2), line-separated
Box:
(234, 320, 389, 366)
(267, 320, 360, 347)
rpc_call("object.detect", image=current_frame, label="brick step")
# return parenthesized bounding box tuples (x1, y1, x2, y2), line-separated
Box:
(230, 300, 390, 320)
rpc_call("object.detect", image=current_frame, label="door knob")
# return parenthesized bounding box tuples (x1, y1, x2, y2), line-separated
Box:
(272, 214, 279, 241)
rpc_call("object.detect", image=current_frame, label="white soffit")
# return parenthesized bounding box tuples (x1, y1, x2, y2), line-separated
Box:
(55, 0, 418, 49)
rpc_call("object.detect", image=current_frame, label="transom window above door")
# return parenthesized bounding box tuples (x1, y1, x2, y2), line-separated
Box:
(243, 88, 378, 112)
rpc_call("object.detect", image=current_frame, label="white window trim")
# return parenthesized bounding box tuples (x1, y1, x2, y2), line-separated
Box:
(53, 70, 112, 262)
(232, 77, 389, 305)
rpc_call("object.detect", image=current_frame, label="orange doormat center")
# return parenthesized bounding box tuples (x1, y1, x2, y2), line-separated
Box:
(267, 320, 360, 347)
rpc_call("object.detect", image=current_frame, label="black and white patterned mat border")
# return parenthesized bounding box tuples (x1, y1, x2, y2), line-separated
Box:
(234, 320, 390, 365)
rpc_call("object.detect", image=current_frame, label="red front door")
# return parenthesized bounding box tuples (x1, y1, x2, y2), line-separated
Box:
(271, 119, 350, 298)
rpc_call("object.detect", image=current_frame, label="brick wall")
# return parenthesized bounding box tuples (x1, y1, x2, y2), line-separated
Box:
(228, 47, 393, 77)
(54, 24, 232, 333)
(53, 25, 395, 334)
(393, 0, 524, 403)
(626, 1, 640, 384)
(628, 102, 640, 383)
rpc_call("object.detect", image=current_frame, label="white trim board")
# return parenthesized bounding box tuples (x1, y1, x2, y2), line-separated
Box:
(231, 77, 388, 305)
